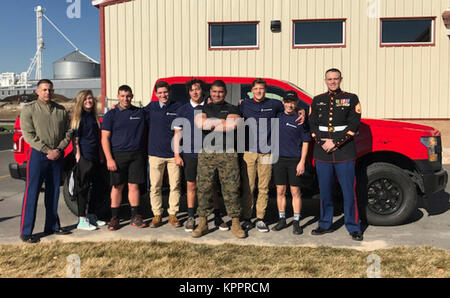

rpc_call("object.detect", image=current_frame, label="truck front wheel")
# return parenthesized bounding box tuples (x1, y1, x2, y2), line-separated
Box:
(63, 167, 111, 220)
(361, 162, 418, 226)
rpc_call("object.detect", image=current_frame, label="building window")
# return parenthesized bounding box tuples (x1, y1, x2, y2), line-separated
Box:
(293, 19, 346, 48)
(380, 17, 435, 47)
(209, 22, 259, 49)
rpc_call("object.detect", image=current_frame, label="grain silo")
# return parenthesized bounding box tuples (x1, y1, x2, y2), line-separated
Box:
(53, 50, 100, 79)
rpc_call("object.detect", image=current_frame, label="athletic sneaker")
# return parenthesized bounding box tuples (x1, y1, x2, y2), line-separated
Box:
(184, 217, 195, 232)
(241, 219, 255, 230)
(214, 216, 229, 231)
(77, 217, 98, 231)
(108, 216, 120, 231)
(272, 218, 287, 231)
(292, 220, 303, 235)
(256, 219, 270, 233)
(130, 215, 147, 228)
(87, 214, 106, 227)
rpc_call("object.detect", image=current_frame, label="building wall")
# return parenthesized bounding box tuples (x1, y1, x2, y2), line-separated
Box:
(103, 0, 450, 118)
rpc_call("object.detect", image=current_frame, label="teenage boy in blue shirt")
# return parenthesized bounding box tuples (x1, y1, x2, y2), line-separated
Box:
(145, 81, 184, 228)
(239, 79, 306, 233)
(101, 85, 147, 230)
(173, 79, 227, 232)
(272, 91, 311, 235)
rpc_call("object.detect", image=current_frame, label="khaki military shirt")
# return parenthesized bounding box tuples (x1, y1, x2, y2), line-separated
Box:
(20, 99, 72, 153)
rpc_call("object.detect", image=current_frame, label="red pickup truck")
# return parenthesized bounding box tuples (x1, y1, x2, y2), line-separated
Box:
(9, 76, 448, 226)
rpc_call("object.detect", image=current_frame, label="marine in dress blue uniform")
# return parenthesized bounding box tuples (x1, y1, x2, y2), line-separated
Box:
(308, 69, 364, 241)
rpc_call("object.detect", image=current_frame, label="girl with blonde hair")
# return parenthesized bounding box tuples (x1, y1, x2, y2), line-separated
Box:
(71, 90, 105, 231)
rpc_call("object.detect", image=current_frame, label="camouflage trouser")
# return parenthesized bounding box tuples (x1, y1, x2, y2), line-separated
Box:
(197, 152, 241, 218)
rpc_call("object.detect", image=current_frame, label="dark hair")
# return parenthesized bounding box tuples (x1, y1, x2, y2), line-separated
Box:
(154, 80, 170, 92)
(186, 79, 206, 93)
(325, 68, 342, 77)
(118, 85, 133, 94)
(37, 79, 53, 87)
(251, 78, 267, 89)
(283, 90, 299, 102)
(210, 80, 227, 93)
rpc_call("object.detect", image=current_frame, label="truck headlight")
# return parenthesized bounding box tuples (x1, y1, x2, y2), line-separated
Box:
(420, 136, 438, 162)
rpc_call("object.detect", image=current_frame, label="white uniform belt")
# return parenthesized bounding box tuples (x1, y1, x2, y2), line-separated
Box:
(319, 125, 347, 132)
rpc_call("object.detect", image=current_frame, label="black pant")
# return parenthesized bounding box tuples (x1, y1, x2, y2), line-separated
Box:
(75, 159, 102, 217)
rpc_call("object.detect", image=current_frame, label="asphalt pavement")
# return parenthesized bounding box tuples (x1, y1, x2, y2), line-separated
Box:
(1, 150, 449, 251)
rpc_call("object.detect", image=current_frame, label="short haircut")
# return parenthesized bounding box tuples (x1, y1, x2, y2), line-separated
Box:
(251, 78, 267, 89)
(283, 90, 299, 102)
(210, 80, 227, 93)
(325, 68, 342, 78)
(37, 79, 53, 88)
(118, 84, 133, 94)
(186, 78, 206, 92)
(154, 80, 170, 92)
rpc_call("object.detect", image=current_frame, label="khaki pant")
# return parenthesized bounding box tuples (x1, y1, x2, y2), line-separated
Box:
(240, 152, 273, 220)
(148, 156, 181, 216)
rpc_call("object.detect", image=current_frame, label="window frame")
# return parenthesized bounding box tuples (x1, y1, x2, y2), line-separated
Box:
(292, 18, 347, 49)
(208, 21, 260, 51)
(380, 17, 436, 47)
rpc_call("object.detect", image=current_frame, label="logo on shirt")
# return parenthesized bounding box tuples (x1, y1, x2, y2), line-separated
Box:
(286, 123, 297, 129)
(166, 112, 177, 116)
(130, 117, 141, 120)
(261, 108, 273, 112)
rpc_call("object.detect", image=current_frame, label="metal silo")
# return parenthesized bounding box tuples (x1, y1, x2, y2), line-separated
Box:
(53, 50, 100, 79)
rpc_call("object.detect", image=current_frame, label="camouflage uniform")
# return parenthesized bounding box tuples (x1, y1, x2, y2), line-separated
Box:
(197, 151, 241, 218)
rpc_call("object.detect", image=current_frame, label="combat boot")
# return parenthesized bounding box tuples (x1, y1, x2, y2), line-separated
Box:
(231, 217, 246, 238)
(192, 217, 208, 238)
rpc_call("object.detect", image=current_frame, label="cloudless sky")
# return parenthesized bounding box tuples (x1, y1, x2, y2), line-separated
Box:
(0, 0, 100, 79)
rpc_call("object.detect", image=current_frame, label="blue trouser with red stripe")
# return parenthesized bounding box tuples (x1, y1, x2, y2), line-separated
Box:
(20, 148, 63, 237)
(315, 160, 361, 234)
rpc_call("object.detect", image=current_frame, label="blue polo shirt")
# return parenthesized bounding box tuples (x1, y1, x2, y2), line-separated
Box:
(277, 112, 311, 158)
(101, 105, 146, 152)
(144, 100, 184, 158)
(173, 100, 204, 158)
(239, 98, 284, 153)
(73, 110, 100, 162)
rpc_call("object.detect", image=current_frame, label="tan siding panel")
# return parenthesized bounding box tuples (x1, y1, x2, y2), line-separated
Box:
(104, 0, 450, 118)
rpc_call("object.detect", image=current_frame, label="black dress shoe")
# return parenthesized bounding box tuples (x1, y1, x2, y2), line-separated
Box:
(351, 231, 364, 241)
(20, 235, 40, 243)
(44, 228, 71, 236)
(311, 227, 333, 236)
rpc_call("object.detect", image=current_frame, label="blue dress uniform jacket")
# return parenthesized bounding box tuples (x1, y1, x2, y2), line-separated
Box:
(308, 89, 361, 162)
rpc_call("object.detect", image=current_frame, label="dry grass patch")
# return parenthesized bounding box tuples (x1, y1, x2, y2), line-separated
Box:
(0, 241, 448, 278)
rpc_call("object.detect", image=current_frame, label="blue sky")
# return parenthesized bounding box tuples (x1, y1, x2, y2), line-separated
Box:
(0, 0, 100, 79)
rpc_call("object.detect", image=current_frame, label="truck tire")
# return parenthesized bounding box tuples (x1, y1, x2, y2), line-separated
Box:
(63, 167, 112, 220)
(363, 162, 418, 226)
(63, 169, 78, 216)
